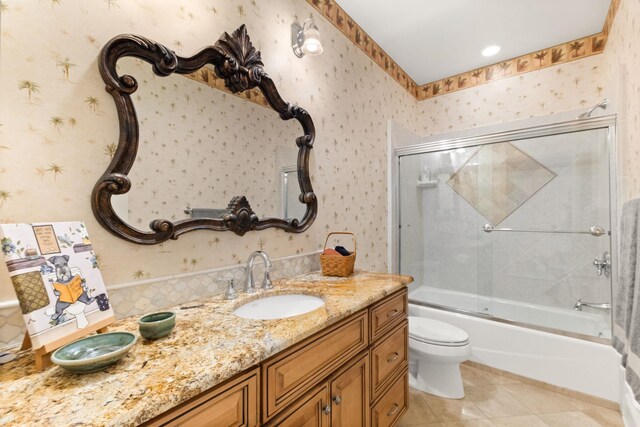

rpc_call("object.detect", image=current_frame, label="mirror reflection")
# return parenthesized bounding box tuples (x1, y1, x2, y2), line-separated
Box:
(111, 58, 304, 227)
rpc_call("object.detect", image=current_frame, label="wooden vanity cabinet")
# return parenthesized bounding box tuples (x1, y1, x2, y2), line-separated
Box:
(261, 310, 369, 420)
(262, 288, 408, 426)
(266, 353, 369, 427)
(368, 290, 408, 426)
(143, 288, 408, 427)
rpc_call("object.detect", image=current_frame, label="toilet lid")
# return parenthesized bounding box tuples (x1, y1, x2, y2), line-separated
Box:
(409, 316, 469, 346)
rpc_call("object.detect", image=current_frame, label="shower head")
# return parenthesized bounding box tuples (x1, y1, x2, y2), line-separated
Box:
(577, 99, 607, 119)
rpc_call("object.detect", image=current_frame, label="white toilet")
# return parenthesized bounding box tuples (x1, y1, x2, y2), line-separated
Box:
(408, 316, 471, 399)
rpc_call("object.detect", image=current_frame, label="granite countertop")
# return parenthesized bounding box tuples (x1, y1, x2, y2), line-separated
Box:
(0, 271, 412, 426)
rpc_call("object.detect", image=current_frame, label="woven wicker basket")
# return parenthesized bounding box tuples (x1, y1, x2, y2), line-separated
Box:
(320, 232, 356, 277)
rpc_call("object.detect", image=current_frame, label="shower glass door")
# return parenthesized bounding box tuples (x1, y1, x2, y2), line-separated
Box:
(479, 128, 612, 339)
(399, 147, 488, 314)
(398, 122, 613, 341)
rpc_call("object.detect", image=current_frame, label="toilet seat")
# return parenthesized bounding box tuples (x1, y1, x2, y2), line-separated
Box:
(409, 316, 469, 347)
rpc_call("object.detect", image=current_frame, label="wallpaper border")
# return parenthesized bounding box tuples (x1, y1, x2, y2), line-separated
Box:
(306, 0, 620, 101)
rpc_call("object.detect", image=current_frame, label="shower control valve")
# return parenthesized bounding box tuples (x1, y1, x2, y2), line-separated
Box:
(593, 251, 610, 277)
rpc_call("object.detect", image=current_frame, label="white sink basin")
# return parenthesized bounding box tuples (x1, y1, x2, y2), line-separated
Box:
(233, 294, 325, 320)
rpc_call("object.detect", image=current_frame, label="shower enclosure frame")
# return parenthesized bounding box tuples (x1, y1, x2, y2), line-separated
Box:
(393, 115, 618, 344)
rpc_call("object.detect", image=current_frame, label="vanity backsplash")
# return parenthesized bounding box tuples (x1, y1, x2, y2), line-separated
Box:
(0, 251, 320, 349)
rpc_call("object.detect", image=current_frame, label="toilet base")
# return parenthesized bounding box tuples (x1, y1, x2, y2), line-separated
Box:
(412, 359, 465, 399)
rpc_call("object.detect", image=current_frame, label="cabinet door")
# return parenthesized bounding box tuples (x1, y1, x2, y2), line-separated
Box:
(266, 383, 331, 427)
(144, 368, 259, 427)
(330, 353, 370, 427)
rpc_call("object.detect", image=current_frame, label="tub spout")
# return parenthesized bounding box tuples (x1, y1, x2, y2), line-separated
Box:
(573, 298, 610, 312)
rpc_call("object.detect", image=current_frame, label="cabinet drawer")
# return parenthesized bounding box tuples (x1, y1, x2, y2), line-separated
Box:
(370, 290, 407, 342)
(371, 320, 408, 402)
(371, 369, 408, 427)
(262, 310, 369, 421)
(144, 368, 259, 427)
(265, 383, 330, 427)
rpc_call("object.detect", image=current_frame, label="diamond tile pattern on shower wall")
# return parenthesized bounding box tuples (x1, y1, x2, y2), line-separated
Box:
(405, 128, 611, 324)
(447, 142, 557, 225)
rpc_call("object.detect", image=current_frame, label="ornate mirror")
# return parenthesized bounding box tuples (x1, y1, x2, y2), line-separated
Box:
(92, 26, 317, 244)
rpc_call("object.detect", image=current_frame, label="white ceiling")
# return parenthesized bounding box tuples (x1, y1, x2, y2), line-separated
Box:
(335, 0, 611, 85)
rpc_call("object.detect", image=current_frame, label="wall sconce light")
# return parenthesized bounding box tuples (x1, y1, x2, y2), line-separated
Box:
(291, 18, 323, 58)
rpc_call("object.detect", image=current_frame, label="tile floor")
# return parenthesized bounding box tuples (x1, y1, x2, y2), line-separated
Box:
(398, 363, 624, 427)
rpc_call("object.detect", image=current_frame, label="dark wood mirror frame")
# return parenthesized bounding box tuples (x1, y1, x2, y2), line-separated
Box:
(92, 25, 317, 244)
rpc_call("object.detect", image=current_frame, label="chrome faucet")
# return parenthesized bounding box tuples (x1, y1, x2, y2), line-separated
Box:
(245, 251, 273, 293)
(573, 298, 611, 312)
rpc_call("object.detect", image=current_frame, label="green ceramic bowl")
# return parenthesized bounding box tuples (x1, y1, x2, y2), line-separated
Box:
(138, 311, 176, 340)
(51, 332, 136, 373)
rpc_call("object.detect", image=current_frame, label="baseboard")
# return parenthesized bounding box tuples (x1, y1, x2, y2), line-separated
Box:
(620, 366, 640, 427)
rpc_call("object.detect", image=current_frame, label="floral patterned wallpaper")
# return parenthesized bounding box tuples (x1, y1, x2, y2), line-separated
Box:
(602, 0, 640, 202)
(0, 0, 420, 301)
(416, 54, 606, 137)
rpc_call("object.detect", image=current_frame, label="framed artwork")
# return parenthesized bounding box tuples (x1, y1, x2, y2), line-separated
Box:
(0, 221, 114, 349)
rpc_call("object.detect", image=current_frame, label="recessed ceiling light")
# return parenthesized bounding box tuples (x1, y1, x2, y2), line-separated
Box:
(481, 45, 501, 57)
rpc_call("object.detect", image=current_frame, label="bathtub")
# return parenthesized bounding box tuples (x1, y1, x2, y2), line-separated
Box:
(409, 286, 611, 339)
(409, 286, 621, 403)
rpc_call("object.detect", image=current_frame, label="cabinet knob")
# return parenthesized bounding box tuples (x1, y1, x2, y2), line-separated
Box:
(387, 309, 399, 318)
(387, 403, 400, 416)
(387, 352, 399, 363)
(332, 395, 342, 405)
(322, 404, 332, 415)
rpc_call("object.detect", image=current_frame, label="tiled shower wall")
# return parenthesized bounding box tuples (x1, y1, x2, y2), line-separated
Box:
(400, 123, 610, 310)
(487, 130, 610, 308)
(0, 252, 320, 349)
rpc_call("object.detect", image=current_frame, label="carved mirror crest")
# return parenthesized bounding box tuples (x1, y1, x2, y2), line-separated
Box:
(92, 25, 317, 244)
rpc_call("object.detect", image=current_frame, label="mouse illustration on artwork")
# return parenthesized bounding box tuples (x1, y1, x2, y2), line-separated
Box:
(43, 255, 95, 328)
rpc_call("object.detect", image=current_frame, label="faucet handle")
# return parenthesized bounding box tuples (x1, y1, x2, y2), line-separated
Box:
(263, 270, 274, 290)
(225, 279, 238, 300)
